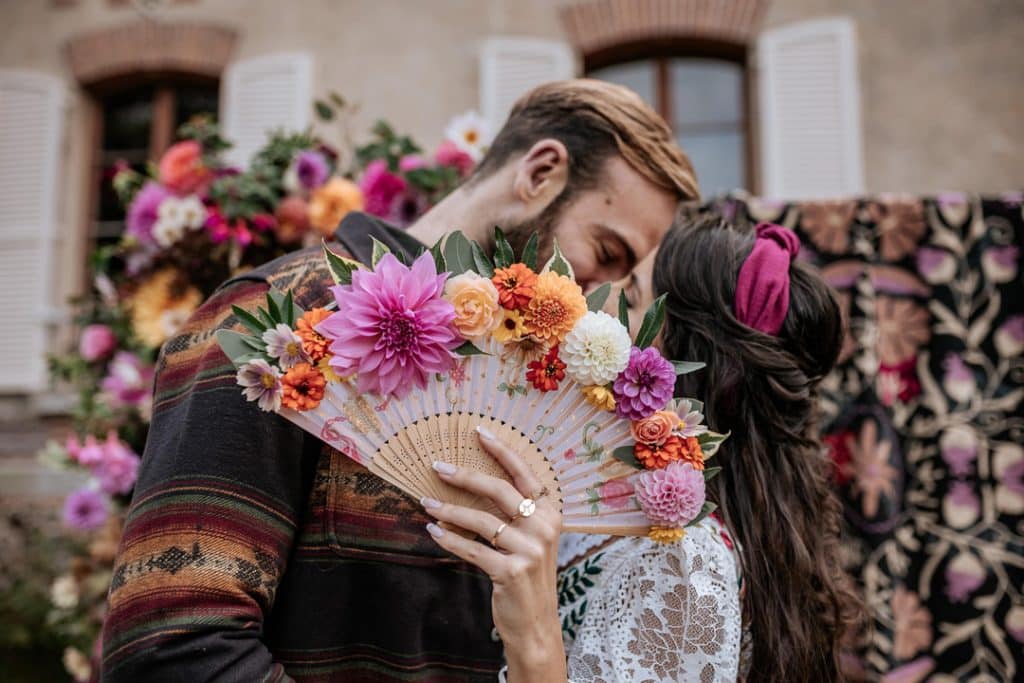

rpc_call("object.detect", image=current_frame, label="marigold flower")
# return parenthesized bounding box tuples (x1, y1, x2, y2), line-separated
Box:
(317, 356, 346, 383)
(648, 526, 687, 544)
(280, 362, 327, 411)
(582, 385, 616, 412)
(523, 271, 587, 344)
(526, 345, 566, 392)
(492, 263, 538, 310)
(493, 309, 528, 343)
(297, 308, 333, 361)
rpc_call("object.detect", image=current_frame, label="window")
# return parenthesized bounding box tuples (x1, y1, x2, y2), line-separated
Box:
(589, 53, 749, 196)
(92, 80, 219, 246)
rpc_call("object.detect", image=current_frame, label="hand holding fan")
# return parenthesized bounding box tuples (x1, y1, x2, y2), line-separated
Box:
(217, 231, 728, 540)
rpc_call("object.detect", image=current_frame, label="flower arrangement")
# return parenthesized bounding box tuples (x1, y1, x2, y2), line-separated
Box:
(220, 230, 728, 542)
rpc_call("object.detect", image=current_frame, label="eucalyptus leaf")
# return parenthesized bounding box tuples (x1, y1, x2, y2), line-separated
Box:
(690, 501, 718, 526)
(633, 294, 666, 349)
(586, 283, 611, 313)
(453, 341, 490, 356)
(618, 290, 630, 329)
(541, 239, 574, 279)
(470, 240, 495, 278)
(493, 227, 514, 268)
(702, 466, 722, 481)
(216, 330, 258, 366)
(697, 431, 730, 459)
(232, 305, 268, 336)
(521, 232, 539, 270)
(370, 236, 391, 267)
(442, 231, 475, 275)
(322, 241, 363, 285)
(612, 445, 639, 468)
(671, 360, 705, 376)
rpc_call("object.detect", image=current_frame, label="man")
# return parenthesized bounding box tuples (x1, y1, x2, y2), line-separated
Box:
(101, 79, 698, 682)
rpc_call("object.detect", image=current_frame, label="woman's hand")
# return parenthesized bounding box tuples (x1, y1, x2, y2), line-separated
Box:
(423, 425, 566, 683)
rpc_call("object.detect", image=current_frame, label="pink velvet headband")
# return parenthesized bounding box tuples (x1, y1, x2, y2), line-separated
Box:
(734, 222, 801, 335)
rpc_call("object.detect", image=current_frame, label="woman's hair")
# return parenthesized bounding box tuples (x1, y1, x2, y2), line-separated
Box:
(653, 213, 863, 682)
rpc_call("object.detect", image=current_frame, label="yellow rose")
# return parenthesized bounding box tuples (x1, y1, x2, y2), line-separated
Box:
(444, 272, 503, 341)
(582, 385, 616, 412)
(309, 177, 364, 236)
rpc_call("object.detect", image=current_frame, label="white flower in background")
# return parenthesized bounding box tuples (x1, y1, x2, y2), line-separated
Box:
(152, 217, 186, 247)
(561, 311, 632, 386)
(179, 195, 207, 230)
(674, 399, 709, 438)
(50, 575, 80, 609)
(444, 110, 491, 161)
(160, 308, 192, 339)
(262, 323, 309, 369)
(236, 358, 283, 412)
(63, 647, 91, 682)
(282, 163, 302, 195)
(157, 196, 185, 225)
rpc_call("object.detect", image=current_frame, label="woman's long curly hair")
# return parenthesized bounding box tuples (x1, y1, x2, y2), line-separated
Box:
(653, 213, 863, 681)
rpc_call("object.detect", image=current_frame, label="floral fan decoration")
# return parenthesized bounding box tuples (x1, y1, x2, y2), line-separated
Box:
(217, 231, 728, 541)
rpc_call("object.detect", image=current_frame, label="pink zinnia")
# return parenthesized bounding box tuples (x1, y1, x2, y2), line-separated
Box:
(360, 159, 407, 217)
(613, 346, 676, 420)
(79, 324, 117, 362)
(317, 252, 459, 399)
(634, 461, 706, 527)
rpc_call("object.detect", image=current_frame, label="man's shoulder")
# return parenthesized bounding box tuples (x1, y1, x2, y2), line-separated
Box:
(224, 244, 344, 310)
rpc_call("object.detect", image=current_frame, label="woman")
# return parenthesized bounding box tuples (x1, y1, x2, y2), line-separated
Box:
(421, 214, 862, 681)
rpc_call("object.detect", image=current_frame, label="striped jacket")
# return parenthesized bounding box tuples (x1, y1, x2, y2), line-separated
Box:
(102, 214, 503, 682)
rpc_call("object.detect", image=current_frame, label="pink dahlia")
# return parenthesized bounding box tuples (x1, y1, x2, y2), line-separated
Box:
(317, 252, 459, 399)
(613, 347, 676, 420)
(360, 159, 407, 218)
(634, 461, 705, 527)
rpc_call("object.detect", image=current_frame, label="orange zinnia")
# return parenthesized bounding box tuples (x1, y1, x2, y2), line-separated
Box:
(635, 435, 701, 470)
(280, 362, 326, 411)
(523, 271, 587, 344)
(492, 263, 537, 310)
(526, 345, 566, 392)
(296, 308, 333, 362)
(678, 436, 705, 470)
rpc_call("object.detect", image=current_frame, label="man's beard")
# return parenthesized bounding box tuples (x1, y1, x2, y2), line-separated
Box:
(484, 189, 574, 265)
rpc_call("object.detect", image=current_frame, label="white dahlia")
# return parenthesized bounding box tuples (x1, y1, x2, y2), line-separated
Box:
(560, 311, 632, 386)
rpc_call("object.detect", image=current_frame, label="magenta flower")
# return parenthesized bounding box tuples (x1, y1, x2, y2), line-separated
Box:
(126, 182, 172, 243)
(613, 347, 676, 420)
(317, 252, 459, 399)
(63, 488, 108, 531)
(94, 432, 141, 495)
(74, 434, 105, 467)
(434, 140, 475, 177)
(79, 324, 117, 362)
(399, 154, 427, 172)
(360, 159, 407, 218)
(284, 149, 330, 193)
(388, 188, 430, 228)
(634, 461, 705, 527)
(101, 351, 154, 408)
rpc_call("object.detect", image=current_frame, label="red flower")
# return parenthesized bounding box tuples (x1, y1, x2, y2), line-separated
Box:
(526, 345, 565, 392)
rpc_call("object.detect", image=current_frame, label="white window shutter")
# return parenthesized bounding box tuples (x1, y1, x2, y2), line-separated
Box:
(221, 53, 313, 168)
(757, 18, 865, 199)
(0, 70, 63, 392)
(480, 37, 577, 132)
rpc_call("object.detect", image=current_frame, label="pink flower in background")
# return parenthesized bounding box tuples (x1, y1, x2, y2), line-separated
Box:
(981, 245, 1019, 284)
(158, 140, 213, 195)
(360, 159, 407, 217)
(944, 551, 986, 602)
(434, 140, 475, 177)
(63, 488, 108, 531)
(101, 351, 154, 408)
(126, 182, 171, 243)
(994, 315, 1024, 358)
(318, 252, 459, 398)
(633, 461, 705, 527)
(79, 324, 117, 362)
(205, 207, 255, 247)
(388, 188, 430, 228)
(598, 478, 635, 510)
(73, 434, 105, 467)
(291, 150, 329, 191)
(942, 353, 976, 404)
(612, 347, 676, 420)
(399, 154, 427, 172)
(94, 432, 140, 495)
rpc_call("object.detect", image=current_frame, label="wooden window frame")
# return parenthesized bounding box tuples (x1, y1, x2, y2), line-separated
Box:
(585, 38, 755, 192)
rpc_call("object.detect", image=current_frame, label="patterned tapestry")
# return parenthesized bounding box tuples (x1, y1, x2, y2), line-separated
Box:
(705, 193, 1024, 681)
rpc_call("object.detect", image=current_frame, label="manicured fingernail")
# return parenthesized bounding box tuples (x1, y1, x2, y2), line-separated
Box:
(433, 461, 457, 475)
(420, 496, 442, 509)
(476, 425, 495, 441)
(426, 523, 445, 538)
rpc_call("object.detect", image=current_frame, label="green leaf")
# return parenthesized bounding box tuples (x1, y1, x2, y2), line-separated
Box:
(690, 501, 718, 526)
(541, 239, 574, 279)
(265, 292, 283, 325)
(232, 305, 268, 336)
(586, 282, 611, 313)
(453, 341, 489, 356)
(697, 430, 730, 459)
(323, 241, 363, 285)
(442, 231, 475, 275)
(521, 232, 539, 270)
(671, 360, 705, 375)
(314, 100, 334, 121)
(702, 466, 722, 481)
(429, 237, 446, 274)
(256, 306, 276, 329)
(370, 236, 391, 267)
(633, 294, 666, 349)
(612, 445, 639, 468)
(493, 227, 514, 269)
(216, 330, 259, 366)
(617, 290, 630, 329)
(470, 240, 495, 278)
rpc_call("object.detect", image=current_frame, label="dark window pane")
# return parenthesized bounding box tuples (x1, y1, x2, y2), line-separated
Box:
(587, 61, 657, 110)
(102, 86, 154, 151)
(669, 59, 743, 128)
(176, 85, 219, 128)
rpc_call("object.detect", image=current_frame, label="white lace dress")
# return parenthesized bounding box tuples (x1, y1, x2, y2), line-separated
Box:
(555, 517, 751, 683)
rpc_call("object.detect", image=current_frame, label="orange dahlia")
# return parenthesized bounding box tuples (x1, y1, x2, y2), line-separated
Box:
(280, 362, 326, 411)
(492, 263, 538, 310)
(526, 345, 566, 392)
(296, 308, 333, 362)
(523, 271, 587, 344)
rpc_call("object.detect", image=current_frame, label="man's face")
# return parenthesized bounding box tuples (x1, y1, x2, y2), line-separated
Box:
(504, 156, 677, 294)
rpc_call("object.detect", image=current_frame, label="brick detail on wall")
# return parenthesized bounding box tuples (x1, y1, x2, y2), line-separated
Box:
(559, 0, 770, 55)
(65, 21, 237, 85)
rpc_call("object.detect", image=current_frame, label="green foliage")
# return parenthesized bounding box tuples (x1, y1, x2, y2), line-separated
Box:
(633, 294, 666, 349)
(585, 283, 611, 313)
(442, 232, 476, 275)
(323, 241, 363, 285)
(541, 239, 574, 279)
(612, 445, 639, 468)
(520, 233, 539, 271)
(492, 227, 514, 269)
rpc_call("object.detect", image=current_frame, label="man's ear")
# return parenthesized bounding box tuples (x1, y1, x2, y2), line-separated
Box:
(512, 139, 569, 208)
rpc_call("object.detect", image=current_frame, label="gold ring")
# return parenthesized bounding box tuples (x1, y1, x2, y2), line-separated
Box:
(490, 522, 509, 547)
(509, 497, 537, 523)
